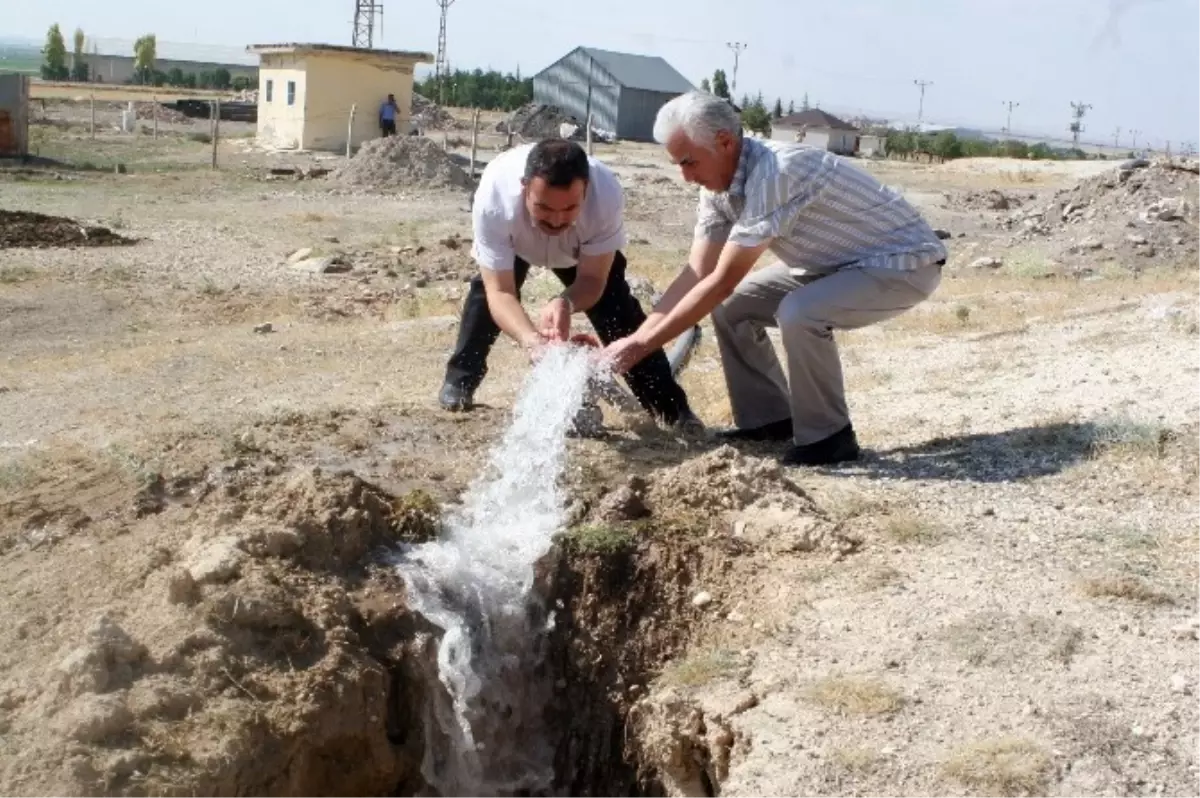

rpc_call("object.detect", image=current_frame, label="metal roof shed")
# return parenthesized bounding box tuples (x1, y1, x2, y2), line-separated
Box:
(532, 46, 695, 142)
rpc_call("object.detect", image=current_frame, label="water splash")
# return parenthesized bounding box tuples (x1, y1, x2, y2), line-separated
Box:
(392, 344, 599, 796)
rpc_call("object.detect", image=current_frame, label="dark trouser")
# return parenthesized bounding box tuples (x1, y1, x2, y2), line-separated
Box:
(442, 251, 693, 424)
(381, 119, 397, 136)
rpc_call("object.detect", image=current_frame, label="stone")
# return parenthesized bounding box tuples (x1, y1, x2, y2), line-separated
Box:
(1079, 237, 1104, 250)
(1169, 673, 1191, 695)
(933, 228, 952, 240)
(1172, 621, 1199, 640)
(692, 591, 713, 608)
(286, 247, 314, 264)
(291, 256, 351, 274)
(185, 536, 244, 584)
(253, 322, 273, 334)
(1126, 233, 1149, 245)
(593, 485, 649, 522)
(322, 235, 340, 243)
(969, 256, 1003, 269)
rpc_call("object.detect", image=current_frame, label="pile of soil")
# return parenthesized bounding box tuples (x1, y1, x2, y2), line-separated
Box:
(0, 210, 134, 250)
(1003, 158, 1199, 266)
(952, 188, 1034, 211)
(135, 103, 190, 125)
(497, 103, 583, 140)
(331, 136, 473, 191)
(411, 93, 461, 131)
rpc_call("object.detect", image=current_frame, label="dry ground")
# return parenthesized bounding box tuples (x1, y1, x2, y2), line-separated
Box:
(0, 109, 1197, 796)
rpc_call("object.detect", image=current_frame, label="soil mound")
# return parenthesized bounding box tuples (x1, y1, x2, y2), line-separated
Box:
(0, 210, 135, 249)
(411, 92, 461, 130)
(644, 445, 814, 517)
(332, 136, 473, 191)
(497, 103, 583, 140)
(1003, 158, 1198, 266)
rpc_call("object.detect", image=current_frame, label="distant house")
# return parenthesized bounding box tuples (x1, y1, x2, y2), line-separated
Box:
(80, 37, 258, 85)
(246, 43, 432, 152)
(858, 133, 886, 157)
(772, 109, 858, 154)
(532, 46, 695, 142)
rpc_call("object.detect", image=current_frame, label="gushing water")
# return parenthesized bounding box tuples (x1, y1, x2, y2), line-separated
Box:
(392, 344, 600, 796)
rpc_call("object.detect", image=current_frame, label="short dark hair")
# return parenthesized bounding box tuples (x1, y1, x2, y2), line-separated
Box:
(523, 138, 590, 188)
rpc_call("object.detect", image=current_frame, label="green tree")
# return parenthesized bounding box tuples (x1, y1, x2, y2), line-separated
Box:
(699, 77, 711, 93)
(932, 131, 963, 162)
(41, 24, 69, 81)
(711, 69, 729, 99)
(232, 75, 253, 91)
(787, 99, 794, 115)
(772, 98, 783, 118)
(132, 34, 156, 84)
(998, 139, 1028, 159)
(885, 128, 915, 160)
(167, 67, 184, 86)
(413, 68, 533, 111)
(741, 93, 750, 109)
(741, 103, 771, 136)
(182, 72, 197, 89)
(212, 67, 232, 89)
(69, 27, 89, 81)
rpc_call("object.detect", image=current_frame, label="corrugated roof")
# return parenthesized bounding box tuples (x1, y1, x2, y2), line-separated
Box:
(776, 109, 857, 131)
(83, 36, 259, 66)
(578, 47, 694, 94)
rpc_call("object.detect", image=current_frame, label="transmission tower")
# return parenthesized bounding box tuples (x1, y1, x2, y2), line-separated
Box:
(913, 79, 933, 125)
(1001, 100, 1019, 135)
(435, 0, 455, 103)
(352, 0, 384, 48)
(1069, 101, 1092, 148)
(726, 42, 746, 95)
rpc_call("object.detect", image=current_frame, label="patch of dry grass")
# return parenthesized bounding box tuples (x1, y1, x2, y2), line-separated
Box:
(0, 265, 39, 284)
(1088, 417, 1173, 459)
(942, 737, 1053, 796)
(881, 510, 945, 545)
(860, 565, 905, 591)
(805, 673, 904, 716)
(1079, 574, 1174, 605)
(660, 649, 740, 687)
(943, 612, 1084, 667)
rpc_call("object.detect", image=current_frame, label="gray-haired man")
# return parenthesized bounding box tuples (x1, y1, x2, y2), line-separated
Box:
(601, 91, 947, 466)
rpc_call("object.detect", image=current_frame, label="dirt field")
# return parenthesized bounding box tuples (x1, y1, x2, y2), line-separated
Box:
(1, 105, 1197, 796)
(29, 79, 234, 103)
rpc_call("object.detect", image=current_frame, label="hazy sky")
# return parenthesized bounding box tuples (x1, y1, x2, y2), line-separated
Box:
(9, 0, 1199, 148)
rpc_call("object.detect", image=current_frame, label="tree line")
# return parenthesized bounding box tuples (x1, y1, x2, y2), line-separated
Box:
(38, 24, 253, 91)
(414, 69, 532, 111)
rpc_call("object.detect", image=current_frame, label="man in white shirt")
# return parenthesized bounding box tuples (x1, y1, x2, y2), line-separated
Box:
(438, 138, 697, 428)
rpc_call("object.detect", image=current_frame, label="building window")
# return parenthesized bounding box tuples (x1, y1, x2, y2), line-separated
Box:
(287, 81, 296, 106)
(265, 79, 273, 102)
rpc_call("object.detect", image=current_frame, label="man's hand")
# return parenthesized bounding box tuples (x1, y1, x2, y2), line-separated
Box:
(537, 296, 572, 342)
(520, 330, 554, 363)
(599, 333, 652, 374)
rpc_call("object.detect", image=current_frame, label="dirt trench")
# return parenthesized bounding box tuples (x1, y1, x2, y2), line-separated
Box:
(0, 448, 750, 797)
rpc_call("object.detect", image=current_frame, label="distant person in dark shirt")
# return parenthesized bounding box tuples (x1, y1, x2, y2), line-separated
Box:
(379, 94, 398, 137)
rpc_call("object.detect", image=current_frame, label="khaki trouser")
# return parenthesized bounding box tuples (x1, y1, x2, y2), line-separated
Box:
(711, 260, 943, 445)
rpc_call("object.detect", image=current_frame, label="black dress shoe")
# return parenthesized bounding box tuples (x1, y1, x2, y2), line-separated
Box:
(780, 424, 860, 466)
(715, 417, 793, 442)
(438, 382, 475, 412)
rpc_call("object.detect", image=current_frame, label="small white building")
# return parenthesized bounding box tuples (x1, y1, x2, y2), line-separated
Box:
(772, 109, 859, 155)
(858, 133, 886, 157)
(246, 42, 433, 152)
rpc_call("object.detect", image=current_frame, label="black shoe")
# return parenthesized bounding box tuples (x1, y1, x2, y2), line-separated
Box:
(780, 424, 860, 466)
(715, 417, 793, 443)
(670, 408, 705, 434)
(438, 382, 475, 412)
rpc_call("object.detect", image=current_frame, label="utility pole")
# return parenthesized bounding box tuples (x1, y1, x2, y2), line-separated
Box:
(1001, 100, 1019, 135)
(1112, 127, 1121, 149)
(726, 42, 746, 95)
(435, 0, 455, 104)
(351, 0, 384, 48)
(1129, 129, 1139, 149)
(1069, 101, 1091, 148)
(913, 79, 932, 125)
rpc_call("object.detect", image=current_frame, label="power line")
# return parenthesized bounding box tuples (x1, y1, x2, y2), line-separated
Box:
(1069, 101, 1092, 148)
(1002, 100, 1019, 135)
(435, 0, 455, 103)
(913, 79, 932, 124)
(352, 0, 383, 48)
(726, 42, 746, 95)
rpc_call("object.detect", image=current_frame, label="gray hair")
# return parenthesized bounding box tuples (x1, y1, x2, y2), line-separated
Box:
(653, 91, 743, 149)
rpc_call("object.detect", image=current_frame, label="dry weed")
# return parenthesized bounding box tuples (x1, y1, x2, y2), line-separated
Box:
(1079, 575, 1174, 605)
(0, 265, 38, 284)
(942, 737, 1053, 796)
(1088, 417, 1172, 459)
(860, 566, 905, 591)
(660, 649, 740, 687)
(805, 673, 904, 716)
(882, 510, 945, 545)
